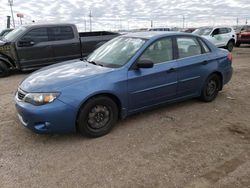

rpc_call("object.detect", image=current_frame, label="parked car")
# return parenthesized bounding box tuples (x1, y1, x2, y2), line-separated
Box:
(149, 27, 171, 31)
(182, 28, 196, 33)
(0, 28, 13, 39)
(0, 23, 119, 77)
(15, 32, 233, 137)
(193, 26, 236, 52)
(234, 25, 250, 47)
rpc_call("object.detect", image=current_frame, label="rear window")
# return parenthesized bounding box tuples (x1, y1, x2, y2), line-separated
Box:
(49, 26, 74, 41)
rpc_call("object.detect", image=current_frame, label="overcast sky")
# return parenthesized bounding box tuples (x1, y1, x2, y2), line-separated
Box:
(0, 0, 250, 31)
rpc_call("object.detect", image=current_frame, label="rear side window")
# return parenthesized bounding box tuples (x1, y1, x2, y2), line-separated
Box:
(49, 26, 74, 41)
(139, 38, 173, 64)
(177, 37, 202, 58)
(219, 28, 229, 34)
(21, 28, 48, 43)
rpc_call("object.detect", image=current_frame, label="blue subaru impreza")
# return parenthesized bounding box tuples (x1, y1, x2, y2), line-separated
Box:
(15, 32, 233, 137)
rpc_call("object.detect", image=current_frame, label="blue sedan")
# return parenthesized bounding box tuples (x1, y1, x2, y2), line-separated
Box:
(15, 32, 233, 137)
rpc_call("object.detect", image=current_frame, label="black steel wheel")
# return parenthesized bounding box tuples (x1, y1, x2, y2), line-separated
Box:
(200, 74, 221, 102)
(77, 96, 118, 137)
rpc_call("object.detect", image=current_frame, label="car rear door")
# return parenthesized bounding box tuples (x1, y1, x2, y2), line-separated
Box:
(127, 37, 178, 112)
(218, 28, 231, 46)
(209, 28, 225, 47)
(175, 36, 212, 97)
(16, 27, 53, 68)
(48, 26, 80, 63)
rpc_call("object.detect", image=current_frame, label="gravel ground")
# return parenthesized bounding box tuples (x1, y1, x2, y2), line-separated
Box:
(0, 46, 250, 188)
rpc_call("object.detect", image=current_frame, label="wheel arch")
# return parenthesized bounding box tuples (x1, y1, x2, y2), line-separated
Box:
(228, 38, 235, 45)
(75, 92, 123, 131)
(0, 55, 15, 68)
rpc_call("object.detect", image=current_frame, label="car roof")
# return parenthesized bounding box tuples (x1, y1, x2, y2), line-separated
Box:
(22, 23, 75, 29)
(122, 31, 194, 39)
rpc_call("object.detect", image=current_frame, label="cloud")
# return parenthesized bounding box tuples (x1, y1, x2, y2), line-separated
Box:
(0, 0, 250, 31)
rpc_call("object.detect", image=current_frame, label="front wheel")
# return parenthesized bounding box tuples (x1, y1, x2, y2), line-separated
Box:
(200, 74, 221, 102)
(235, 42, 241, 47)
(77, 96, 118, 137)
(0, 61, 10, 78)
(226, 41, 234, 52)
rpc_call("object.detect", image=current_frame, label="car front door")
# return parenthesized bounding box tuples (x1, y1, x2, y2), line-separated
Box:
(48, 26, 80, 63)
(16, 28, 53, 68)
(127, 37, 178, 112)
(175, 36, 211, 97)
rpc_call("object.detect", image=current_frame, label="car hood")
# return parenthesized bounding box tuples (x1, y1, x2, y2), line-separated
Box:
(20, 60, 113, 92)
(0, 40, 7, 46)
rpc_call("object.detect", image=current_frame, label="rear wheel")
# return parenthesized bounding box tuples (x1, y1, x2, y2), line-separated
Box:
(0, 61, 10, 78)
(226, 41, 234, 52)
(235, 42, 241, 47)
(77, 96, 118, 138)
(200, 74, 221, 102)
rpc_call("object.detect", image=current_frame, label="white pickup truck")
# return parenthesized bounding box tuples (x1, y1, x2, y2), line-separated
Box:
(193, 26, 236, 52)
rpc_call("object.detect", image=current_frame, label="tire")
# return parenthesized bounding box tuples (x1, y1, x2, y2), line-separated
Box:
(226, 41, 234, 52)
(200, 74, 221, 102)
(235, 42, 241, 47)
(0, 61, 10, 78)
(77, 96, 118, 138)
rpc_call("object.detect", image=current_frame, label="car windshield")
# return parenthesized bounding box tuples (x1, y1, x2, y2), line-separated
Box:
(87, 37, 146, 68)
(3, 26, 27, 41)
(193, 27, 213, 36)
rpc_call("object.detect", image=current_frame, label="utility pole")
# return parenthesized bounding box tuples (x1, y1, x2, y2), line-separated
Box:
(7, 16, 11, 28)
(151, 20, 153, 28)
(236, 17, 239, 26)
(89, 10, 92, 32)
(182, 15, 185, 29)
(84, 17, 86, 32)
(246, 18, 248, 25)
(8, 0, 15, 28)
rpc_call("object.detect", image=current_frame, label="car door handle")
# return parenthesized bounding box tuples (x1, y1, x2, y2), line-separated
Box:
(202, 61, 209, 65)
(166, 68, 176, 73)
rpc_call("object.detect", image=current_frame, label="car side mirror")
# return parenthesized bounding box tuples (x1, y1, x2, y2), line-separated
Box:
(137, 59, 154, 69)
(18, 39, 35, 47)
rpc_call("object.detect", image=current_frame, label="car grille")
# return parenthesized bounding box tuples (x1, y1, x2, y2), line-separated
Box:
(241, 35, 250, 39)
(17, 89, 26, 101)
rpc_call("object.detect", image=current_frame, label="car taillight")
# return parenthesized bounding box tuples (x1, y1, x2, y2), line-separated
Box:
(228, 53, 232, 62)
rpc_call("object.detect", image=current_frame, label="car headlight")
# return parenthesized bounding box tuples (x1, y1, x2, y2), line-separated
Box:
(23, 93, 60, 106)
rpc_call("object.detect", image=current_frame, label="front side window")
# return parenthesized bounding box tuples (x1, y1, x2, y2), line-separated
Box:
(138, 38, 173, 64)
(177, 37, 202, 58)
(49, 26, 74, 41)
(21, 28, 48, 43)
(212, 29, 219, 35)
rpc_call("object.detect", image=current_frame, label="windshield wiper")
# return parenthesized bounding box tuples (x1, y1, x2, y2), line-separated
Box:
(85, 60, 103, 67)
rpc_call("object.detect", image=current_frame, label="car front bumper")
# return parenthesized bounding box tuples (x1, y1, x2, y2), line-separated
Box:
(15, 97, 78, 134)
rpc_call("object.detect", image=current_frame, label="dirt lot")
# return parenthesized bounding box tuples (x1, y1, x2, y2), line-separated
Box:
(0, 46, 250, 188)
